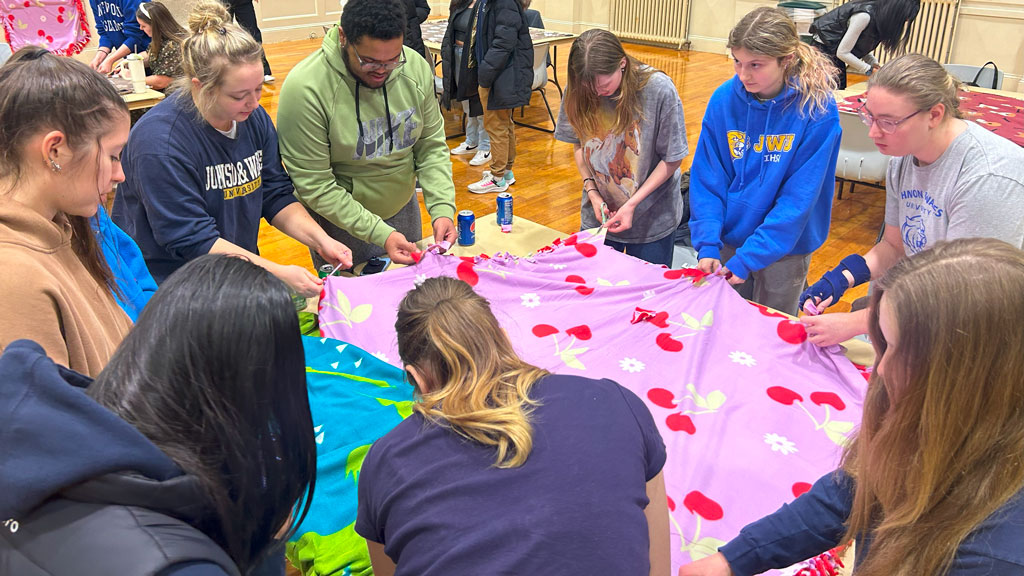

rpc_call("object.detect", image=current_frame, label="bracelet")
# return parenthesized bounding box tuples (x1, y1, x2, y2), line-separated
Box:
(584, 187, 599, 195)
(98, 47, 111, 54)
(583, 177, 596, 185)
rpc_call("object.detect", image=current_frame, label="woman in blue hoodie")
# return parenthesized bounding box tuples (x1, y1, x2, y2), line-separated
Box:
(689, 6, 840, 315)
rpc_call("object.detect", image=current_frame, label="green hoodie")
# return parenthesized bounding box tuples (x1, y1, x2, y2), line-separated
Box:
(277, 26, 456, 247)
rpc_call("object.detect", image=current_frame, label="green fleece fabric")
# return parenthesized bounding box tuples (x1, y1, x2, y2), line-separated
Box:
(277, 25, 456, 247)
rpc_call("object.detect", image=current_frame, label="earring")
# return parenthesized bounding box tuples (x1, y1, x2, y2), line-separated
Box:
(48, 158, 62, 173)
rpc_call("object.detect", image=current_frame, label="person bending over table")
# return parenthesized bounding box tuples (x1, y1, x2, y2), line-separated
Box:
(0, 47, 133, 377)
(135, 1, 186, 91)
(555, 29, 688, 267)
(89, 0, 150, 75)
(277, 0, 457, 267)
(113, 1, 351, 296)
(356, 277, 670, 575)
(680, 238, 1024, 576)
(801, 54, 1024, 346)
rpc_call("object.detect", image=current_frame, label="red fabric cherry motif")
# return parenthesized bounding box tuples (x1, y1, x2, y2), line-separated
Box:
(667, 495, 676, 512)
(666, 413, 696, 434)
(565, 325, 592, 340)
(531, 324, 558, 338)
(683, 490, 724, 521)
(792, 482, 813, 498)
(632, 307, 671, 328)
(562, 233, 598, 257)
(647, 388, 678, 409)
(810, 391, 846, 411)
(664, 267, 711, 284)
(777, 319, 808, 344)
(656, 332, 684, 352)
(767, 386, 804, 405)
(750, 301, 787, 319)
(456, 258, 478, 286)
(564, 274, 594, 296)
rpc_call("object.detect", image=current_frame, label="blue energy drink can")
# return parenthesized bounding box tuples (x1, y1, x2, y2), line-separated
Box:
(496, 192, 513, 233)
(457, 210, 476, 246)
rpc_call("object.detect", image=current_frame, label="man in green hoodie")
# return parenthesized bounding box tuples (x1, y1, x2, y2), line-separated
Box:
(278, 0, 457, 266)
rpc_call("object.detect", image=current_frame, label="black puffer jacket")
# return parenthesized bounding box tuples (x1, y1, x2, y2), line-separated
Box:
(440, 2, 483, 115)
(810, 0, 880, 58)
(474, 0, 532, 110)
(403, 0, 430, 59)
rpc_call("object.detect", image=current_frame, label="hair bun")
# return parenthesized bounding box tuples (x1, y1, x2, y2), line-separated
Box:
(187, 0, 230, 34)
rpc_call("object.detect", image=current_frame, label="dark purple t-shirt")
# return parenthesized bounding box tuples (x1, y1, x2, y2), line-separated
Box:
(355, 374, 666, 574)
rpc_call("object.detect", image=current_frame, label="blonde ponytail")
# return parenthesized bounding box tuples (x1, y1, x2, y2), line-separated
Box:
(395, 277, 549, 468)
(173, 0, 263, 119)
(728, 6, 838, 117)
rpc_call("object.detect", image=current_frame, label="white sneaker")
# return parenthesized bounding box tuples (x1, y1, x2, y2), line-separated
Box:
(469, 149, 491, 166)
(450, 142, 477, 155)
(263, 75, 276, 84)
(503, 170, 516, 185)
(468, 171, 509, 194)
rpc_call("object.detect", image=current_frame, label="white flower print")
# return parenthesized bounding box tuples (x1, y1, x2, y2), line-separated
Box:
(520, 292, 541, 308)
(414, 273, 427, 287)
(729, 350, 757, 367)
(372, 351, 388, 362)
(619, 357, 646, 373)
(549, 263, 567, 270)
(764, 432, 798, 455)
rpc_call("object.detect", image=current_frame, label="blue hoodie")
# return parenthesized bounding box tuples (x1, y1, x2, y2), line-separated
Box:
(89, 0, 150, 53)
(94, 205, 156, 321)
(689, 76, 841, 280)
(0, 340, 233, 576)
(717, 469, 1024, 575)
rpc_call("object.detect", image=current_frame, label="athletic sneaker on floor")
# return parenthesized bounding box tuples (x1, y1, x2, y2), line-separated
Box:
(263, 75, 276, 84)
(469, 149, 491, 166)
(450, 142, 478, 155)
(468, 171, 510, 194)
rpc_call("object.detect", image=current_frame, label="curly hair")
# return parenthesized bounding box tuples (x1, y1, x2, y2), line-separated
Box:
(340, 0, 407, 43)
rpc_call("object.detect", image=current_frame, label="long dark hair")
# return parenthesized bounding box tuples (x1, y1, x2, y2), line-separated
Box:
(88, 255, 317, 574)
(0, 46, 127, 295)
(870, 0, 920, 53)
(137, 1, 187, 62)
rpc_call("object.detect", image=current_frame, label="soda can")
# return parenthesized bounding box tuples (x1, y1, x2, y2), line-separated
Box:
(457, 210, 476, 246)
(496, 192, 513, 233)
(318, 264, 335, 279)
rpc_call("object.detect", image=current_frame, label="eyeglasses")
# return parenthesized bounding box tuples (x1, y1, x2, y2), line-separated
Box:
(856, 101, 925, 134)
(344, 43, 406, 72)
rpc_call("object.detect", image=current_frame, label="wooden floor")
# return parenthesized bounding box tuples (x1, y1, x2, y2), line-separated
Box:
(257, 38, 881, 313)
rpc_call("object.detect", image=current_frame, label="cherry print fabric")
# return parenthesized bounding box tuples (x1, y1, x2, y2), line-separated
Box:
(1, 0, 90, 56)
(319, 230, 868, 574)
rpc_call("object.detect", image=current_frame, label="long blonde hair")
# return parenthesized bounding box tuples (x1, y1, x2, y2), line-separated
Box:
(870, 53, 963, 120)
(395, 277, 549, 468)
(728, 7, 837, 117)
(173, 0, 263, 120)
(842, 238, 1024, 576)
(563, 29, 654, 141)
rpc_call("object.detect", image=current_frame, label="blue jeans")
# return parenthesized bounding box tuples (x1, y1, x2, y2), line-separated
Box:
(605, 233, 676, 267)
(455, 45, 489, 150)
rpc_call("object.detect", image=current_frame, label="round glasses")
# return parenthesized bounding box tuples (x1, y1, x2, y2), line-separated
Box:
(345, 43, 406, 72)
(856, 102, 925, 135)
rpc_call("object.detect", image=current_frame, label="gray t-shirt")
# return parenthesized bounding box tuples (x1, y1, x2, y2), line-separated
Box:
(885, 120, 1024, 255)
(554, 71, 688, 243)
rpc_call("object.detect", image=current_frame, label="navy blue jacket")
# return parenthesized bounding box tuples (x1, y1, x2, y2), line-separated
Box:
(0, 340, 237, 576)
(719, 470, 1024, 575)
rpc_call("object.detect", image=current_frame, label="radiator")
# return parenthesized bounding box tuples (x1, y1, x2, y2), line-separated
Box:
(609, 0, 690, 49)
(841, 0, 962, 64)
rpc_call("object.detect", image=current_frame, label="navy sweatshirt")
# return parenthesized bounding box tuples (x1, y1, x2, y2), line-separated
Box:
(113, 94, 297, 283)
(718, 470, 1024, 575)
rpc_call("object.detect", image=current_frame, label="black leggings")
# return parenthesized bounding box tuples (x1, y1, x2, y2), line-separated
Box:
(227, 1, 272, 76)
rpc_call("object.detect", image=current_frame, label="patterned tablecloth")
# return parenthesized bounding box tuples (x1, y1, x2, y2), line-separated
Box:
(838, 90, 1024, 147)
